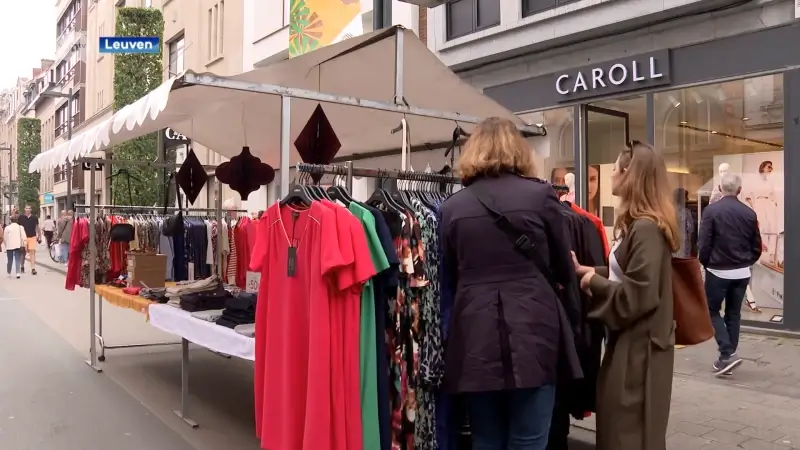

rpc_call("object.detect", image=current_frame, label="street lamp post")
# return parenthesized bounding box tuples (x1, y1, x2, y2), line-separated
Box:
(0, 144, 13, 222)
(41, 87, 74, 210)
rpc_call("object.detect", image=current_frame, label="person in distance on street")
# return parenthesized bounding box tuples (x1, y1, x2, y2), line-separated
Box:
(573, 140, 678, 450)
(17, 205, 41, 275)
(3, 215, 25, 279)
(698, 172, 762, 376)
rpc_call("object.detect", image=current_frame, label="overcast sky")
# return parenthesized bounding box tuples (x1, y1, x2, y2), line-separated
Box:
(0, 0, 56, 88)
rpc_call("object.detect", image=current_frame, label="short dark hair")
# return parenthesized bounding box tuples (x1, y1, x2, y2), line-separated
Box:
(758, 161, 773, 173)
(10, 216, 18, 223)
(46, 215, 51, 219)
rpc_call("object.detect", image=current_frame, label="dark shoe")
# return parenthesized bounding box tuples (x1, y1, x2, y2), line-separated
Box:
(713, 355, 743, 377)
(31, 269, 37, 275)
(20, 267, 24, 273)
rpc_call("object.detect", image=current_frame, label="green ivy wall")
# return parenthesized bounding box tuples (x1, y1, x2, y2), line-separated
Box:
(17, 118, 42, 212)
(111, 7, 165, 206)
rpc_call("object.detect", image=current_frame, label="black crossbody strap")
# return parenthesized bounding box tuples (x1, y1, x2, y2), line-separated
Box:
(470, 183, 559, 291)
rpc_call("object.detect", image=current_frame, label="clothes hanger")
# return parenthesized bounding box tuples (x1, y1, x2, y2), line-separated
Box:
(280, 172, 314, 207)
(366, 170, 405, 213)
(327, 167, 354, 206)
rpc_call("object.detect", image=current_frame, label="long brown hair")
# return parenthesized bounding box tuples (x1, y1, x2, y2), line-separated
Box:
(613, 141, 680, 252)
(458, 117, 537, 183)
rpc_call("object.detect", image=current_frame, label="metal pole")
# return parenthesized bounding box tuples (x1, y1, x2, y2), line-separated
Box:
(66, 88, 73, 210)
(394, 28, 404, 105)
(279, 95, 291, 198)
(86, 161, 101, 372)
(216, 179, 223, 277)
(345, 161, 354, 192)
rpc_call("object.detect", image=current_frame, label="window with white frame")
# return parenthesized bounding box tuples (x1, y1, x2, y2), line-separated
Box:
(168, 35, 185, 76)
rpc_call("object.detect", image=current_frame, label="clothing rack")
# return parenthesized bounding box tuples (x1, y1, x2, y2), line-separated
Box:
(72, 203, 246, 365)
(295, 162, 462, 188)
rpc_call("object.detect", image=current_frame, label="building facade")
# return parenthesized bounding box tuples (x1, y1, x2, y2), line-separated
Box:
(0, 76, 31, 221)
(42, 0, 90, 214)
(428, 0, 797, 329)
(163, 0, 245, 210)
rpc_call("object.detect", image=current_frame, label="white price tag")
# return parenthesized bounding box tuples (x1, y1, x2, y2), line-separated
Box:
(246, 271, 261, 293)
(188, 262, 195, 281)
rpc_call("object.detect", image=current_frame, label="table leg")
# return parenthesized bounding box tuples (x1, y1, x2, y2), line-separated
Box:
(173, 338, 198, 428)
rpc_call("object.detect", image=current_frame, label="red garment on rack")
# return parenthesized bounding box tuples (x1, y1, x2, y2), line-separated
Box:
(570, 203, 610, 257)
(251, 201, 374, 450)
(320, 200, 374, 450)
(235, 217, 250, 288)
(65, 218, 89, 290)
(107, 216, 129, 280)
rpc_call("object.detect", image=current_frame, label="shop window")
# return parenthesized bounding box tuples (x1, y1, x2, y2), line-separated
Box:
(655, 74, 784, 324)
(584, 96, 647, 230)
(517, 107, 575, 197)
(446, 0, 500, 40)
(522, 0, 579, 17)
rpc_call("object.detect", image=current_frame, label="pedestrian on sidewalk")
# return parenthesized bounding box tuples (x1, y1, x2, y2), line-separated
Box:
(42, 214, 56, 247)
(17, 205, 41, 275)
(56, 210, 73, 264)
(699, 172, 762, 376)
(3, 216, 24, 278)
(573, 141, 678, 450)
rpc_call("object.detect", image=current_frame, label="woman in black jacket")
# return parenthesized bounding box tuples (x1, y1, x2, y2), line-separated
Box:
(440, 117, 581, 450)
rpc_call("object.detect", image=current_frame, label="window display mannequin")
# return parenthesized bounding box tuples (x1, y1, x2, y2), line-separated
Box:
(709, 163, 730, 204)
(744, 160, 779, 264)
(560, 173, 576, 203)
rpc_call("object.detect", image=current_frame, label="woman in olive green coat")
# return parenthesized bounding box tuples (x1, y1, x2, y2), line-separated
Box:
(574, 141, 680, 450)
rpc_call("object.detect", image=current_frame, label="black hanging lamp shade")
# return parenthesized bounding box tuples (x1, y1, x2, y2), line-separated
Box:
(294, 104, 341, 183)
(176, 148, 208, 205)
(215, 146, 276, 200)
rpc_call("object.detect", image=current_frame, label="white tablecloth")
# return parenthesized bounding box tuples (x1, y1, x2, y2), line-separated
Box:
(148, 304, 255, 361)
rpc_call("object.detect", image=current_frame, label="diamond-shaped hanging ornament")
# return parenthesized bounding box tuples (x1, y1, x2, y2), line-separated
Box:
(176, 148, 208, 205)
(294, 104, 341, 183)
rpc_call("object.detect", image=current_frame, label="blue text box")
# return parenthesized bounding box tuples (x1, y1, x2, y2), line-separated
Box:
(99, 36, 160, 54)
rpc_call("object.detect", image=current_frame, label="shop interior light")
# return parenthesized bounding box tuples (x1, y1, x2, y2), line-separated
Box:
(669, 96, 681, 107)
(691, 91, 703, 104)
(716, 87, 727, 101)
(679, 120, 688, 125)
(711, 130, 718, 134)
(742, 117, 750, 121)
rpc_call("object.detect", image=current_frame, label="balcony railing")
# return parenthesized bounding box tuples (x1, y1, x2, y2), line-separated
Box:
(57, 22, 76, 50)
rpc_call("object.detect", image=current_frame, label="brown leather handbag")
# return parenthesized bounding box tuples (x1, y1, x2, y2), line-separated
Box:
(672, 257, 714, 345)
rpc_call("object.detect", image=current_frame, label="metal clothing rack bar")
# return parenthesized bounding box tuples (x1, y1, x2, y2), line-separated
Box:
(295, 163, 462, 184)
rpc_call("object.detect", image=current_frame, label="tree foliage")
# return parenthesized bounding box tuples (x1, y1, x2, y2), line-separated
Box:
(111, 7, 164, 206)
(17, 118, 41, 212)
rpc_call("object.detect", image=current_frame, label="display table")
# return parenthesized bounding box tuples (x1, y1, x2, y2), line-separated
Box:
(148, 303, 255, 427)
(148, 304, 255, 360)
(92, 282, 180, 363)
(95, 285, 155, 316)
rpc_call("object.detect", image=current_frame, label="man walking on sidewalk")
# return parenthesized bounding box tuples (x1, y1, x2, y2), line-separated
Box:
(17, 205, 41, 275)
(699, 173, 762, 377)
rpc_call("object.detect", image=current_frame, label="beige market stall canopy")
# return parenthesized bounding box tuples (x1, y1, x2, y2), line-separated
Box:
(29, 26, 545, 193)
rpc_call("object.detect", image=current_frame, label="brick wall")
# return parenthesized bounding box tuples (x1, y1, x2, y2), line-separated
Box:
(418, 8, 427, 45)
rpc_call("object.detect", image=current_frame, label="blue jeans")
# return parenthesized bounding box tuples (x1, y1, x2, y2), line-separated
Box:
(59, 243, 70, 263)
(6, 249, 20, 274)
(705, 270, 749, 358)
(466, 385, 556, 450)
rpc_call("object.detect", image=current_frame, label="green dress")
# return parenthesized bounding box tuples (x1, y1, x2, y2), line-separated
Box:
(348, 202, 390, 450)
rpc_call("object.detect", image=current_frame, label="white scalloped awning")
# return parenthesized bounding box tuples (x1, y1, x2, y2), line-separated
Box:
(29, 26, 540, 173)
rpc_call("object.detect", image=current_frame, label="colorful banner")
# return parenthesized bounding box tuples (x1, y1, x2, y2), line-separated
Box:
(289, 0, 362, 58)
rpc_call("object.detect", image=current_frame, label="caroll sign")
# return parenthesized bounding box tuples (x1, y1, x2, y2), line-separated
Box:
(554, 50, 671, 101)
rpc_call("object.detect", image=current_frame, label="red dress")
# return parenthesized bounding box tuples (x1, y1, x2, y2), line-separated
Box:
(65, 218, 89, 291)
(251, 202, 345, 450)
(320, 201, 376, 450)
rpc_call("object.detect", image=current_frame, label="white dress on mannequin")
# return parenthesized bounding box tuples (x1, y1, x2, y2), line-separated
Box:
(747, 175, 779, 261)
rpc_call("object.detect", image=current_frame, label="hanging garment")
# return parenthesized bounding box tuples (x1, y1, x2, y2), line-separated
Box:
(251, 201, 375, 450)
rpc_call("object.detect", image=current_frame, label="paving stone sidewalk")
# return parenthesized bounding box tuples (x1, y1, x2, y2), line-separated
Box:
(34, 253, 800, 449)
(574, 333, 800, 449)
